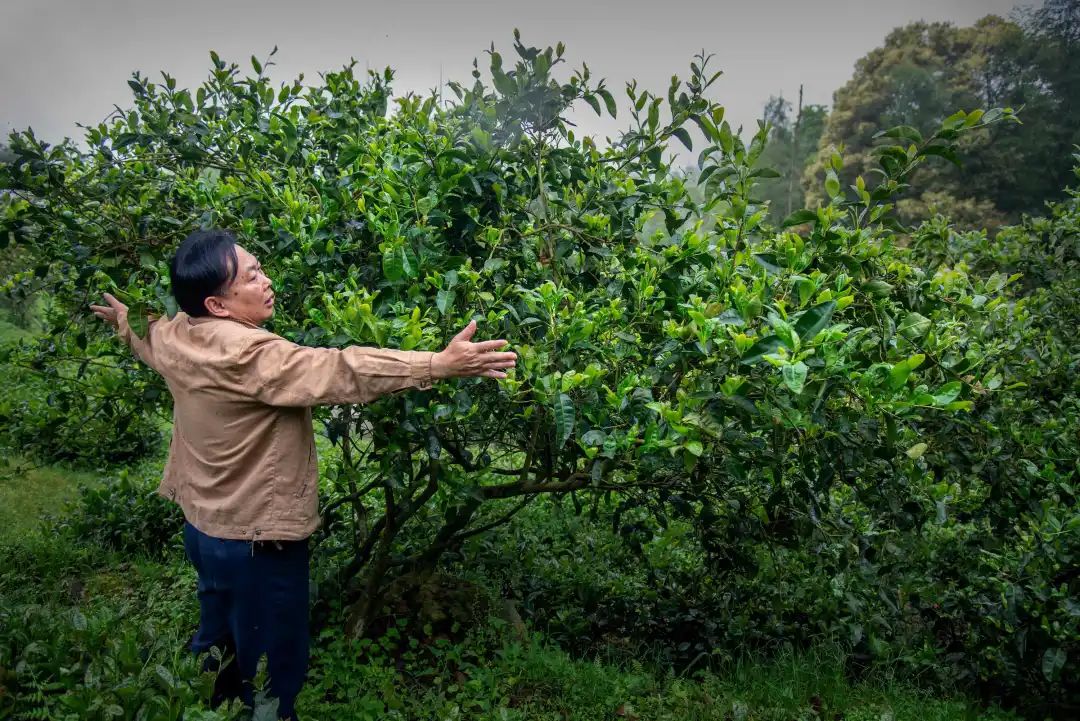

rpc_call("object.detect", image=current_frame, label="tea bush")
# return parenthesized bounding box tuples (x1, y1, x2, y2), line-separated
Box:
(57, 464, 184, 558)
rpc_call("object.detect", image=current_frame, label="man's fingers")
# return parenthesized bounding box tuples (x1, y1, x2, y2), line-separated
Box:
(480, 369, 508, 379)
(451, 319, 477, 343)
(474, 339, 509, 352)
(102, 292, 130, 314)
(480, 351, 517, 364)
(90, 305, 117, 324)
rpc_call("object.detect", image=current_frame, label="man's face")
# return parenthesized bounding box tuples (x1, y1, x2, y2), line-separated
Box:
(210, 245, 275, 325)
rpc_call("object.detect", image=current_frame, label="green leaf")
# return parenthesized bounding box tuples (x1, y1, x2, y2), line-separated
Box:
(602, 433, 618, 458)
(905, 442, 927, 459)
(672, 127, 693, 152)
(781, 209, 818, 228)
(253, 696, 281, 721)
(555, 393, 575, 448)
(898, 312, 931, 340)
(942, 110, 967, 130)
(933, 381, 962, 405)
(752, 253, 781, 275)
(862, 280, 894, 298)
(251, 55, 263, 74)
(874, 125, 923, 145)
(684, 440, 704, 457)
(740, 335, 784, 365)
(436, 289, 455, 315)
(825, 170, 841, 198)
(470, 126, 492, 150)
(584, 94, 602, 117)
(750, 167, 781, 179)
(382, 246, 404, 282)
(155, 664, 176, 690)
(581, 429, 606, 447)
(597, 88, 617, 117)
(793, 301, 837, 342)
(126, 302, 149, 340)
(698, 165, 736, 186)
(426, 429, 442, 459)
(782, 361, 808, 394)
(455, 389, 473, 414)
(716, 308, 745, 326)
(1042, 648, 1066, 682)
(490, 53, 516, 96)
(645, 147, 663, 169)
(921, 144, 962, 168)
(888, 354, 925, 390)
(795, 278, 814, 308)
(772, 318, 798, 351)
(691, 114, 719, 141)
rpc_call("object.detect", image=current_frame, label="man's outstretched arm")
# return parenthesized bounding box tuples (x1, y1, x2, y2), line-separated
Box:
(234, 319, 516, 407)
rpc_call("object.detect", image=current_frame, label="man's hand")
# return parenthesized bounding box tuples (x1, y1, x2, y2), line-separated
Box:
(89, 292, 127, 330)
(432, 320, 517, 380)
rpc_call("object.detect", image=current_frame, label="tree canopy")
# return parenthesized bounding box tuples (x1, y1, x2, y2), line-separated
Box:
(805, 4, 1080, 226)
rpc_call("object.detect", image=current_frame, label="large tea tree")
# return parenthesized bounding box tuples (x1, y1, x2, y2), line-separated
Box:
(0, 36, 1015, 632)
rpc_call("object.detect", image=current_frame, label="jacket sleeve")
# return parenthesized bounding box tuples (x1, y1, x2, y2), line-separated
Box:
(234, 331, 435, 407)
(116, 311, 162, 373)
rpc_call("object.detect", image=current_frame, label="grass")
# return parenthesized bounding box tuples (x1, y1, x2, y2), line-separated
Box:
(0, 310, 33, 345)
(300, 628, 1017, 721)
(0, 456, 99, 544)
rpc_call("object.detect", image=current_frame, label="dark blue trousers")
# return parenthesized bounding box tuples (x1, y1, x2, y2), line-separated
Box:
(183, 521, 309, 721)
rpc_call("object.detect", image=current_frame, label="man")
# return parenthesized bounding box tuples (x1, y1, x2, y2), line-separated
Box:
(89, 228, 516, 720)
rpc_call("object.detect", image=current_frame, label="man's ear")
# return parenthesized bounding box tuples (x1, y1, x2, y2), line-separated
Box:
(204, 295, 230, 318)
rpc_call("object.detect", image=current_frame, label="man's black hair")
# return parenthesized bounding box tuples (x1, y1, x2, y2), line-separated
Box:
(169, 229, 239, 317)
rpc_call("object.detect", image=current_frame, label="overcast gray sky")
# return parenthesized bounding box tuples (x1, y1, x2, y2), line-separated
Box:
(1, 0, 1031, 148)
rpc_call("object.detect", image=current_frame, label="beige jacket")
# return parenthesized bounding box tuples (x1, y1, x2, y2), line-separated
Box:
(117, 311, 433, 541)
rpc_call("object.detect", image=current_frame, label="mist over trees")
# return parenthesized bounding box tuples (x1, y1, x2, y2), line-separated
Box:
(772, 0, 1080, 229)
(755, 92, 827, 223)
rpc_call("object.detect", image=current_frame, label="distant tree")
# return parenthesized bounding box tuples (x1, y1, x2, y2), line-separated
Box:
(756, 89, 827, 223)
(803, 12, 1076, 226)
(1015, 0, 1080, 155)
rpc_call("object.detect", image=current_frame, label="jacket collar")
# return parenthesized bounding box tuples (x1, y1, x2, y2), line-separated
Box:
(187, 314, 262, 330)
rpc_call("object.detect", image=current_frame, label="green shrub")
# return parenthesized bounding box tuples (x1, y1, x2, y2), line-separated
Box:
(459, 174, 1080, 717)
(0, 537, 276, 721)
(58, 467, 184, 558)
(0, 311, 164, 467)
